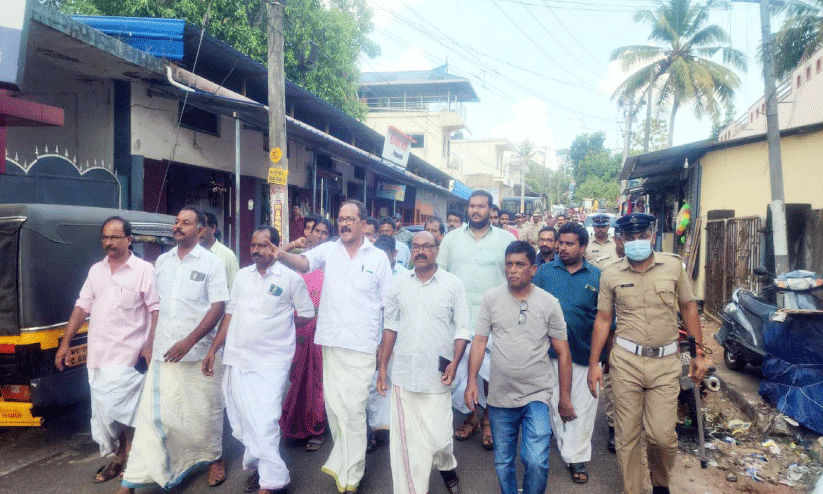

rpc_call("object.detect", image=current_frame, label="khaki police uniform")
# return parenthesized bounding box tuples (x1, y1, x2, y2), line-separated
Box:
(597, 255, 623, 430)
(585, 238, 617, 264)
(514, 223, 533, 242)
(598, 252, 695, 493)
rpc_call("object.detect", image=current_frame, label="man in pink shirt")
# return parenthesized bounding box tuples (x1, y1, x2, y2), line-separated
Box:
(55, 216, 159, 484)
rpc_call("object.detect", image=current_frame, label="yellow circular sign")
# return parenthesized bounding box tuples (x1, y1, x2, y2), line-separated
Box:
(269, 147, 283, 163)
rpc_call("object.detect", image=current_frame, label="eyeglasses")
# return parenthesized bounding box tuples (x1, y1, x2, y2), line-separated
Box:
(337, 216, 359, 225)
(518, 300, 528, 324)
(410, 244, 435, 252)
(100, 235, 128, 241)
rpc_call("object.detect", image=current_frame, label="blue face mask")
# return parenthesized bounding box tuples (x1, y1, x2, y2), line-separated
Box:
(624, 239, 653, 261)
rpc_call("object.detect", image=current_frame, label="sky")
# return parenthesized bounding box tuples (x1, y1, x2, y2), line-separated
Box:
(359, 0, 775, 161)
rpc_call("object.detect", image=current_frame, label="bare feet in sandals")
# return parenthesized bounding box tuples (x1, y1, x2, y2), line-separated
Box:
(305, 435, 324, 452)
(454, 414, 480, 441)
(207, 459, 226, 487)
(92, 461, 123, 483)
(481, 413, 493, 450)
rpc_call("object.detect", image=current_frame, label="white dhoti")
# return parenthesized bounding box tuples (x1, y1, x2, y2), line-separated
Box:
(321, 346, 375, 492)
(450, 341, 489, 414)
(88, 366, 145, 457)
(367, 359, 392, 430)
(548, 359, 600, 464)
(390, 385, 457, 494)
(122, 357, 224, 489)
(223, 364, 290, 490)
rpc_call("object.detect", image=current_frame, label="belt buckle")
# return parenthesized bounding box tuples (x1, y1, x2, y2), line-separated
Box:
(640, 346, 658, 357)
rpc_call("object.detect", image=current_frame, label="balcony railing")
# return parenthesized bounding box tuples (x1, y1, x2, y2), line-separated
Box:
(360, 96, 466, 120)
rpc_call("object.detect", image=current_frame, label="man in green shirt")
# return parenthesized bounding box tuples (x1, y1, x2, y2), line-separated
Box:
(437, 190, 516, 449)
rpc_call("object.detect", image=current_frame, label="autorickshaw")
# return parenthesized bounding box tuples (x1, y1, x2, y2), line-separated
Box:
(0, 204, 175, 426)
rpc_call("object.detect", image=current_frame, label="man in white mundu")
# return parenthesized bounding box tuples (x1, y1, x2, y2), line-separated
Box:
(274, 200, 393, 494)
(377, 231, 471, 494)
(203, 225, 315, 494)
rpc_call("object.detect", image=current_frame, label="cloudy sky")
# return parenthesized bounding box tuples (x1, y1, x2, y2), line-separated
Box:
(360, 0, 773, 158)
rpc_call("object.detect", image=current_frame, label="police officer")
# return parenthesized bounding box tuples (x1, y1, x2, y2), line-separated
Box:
(585, 213, 617, 267)
(586, 213, 708, 494)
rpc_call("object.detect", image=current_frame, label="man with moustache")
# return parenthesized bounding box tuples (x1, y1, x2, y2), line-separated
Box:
(202, 226, 315, 494)
(272, 200, 393, 494)
(117, 207, 229, 494)
(513, 213, 532, 242)
(438, 190, 516, 449)
(534, 223, 602, 484)
(465, 241, 575, 494)
(425, 217, 446, 246)
(555, 213, 568, 230)
(526, 211, 545, 247)
(490, 205, 502, 227)
(376, 231, 471, 494)
(535, 227, 557, 268)
(56, 217, 159, 484)
(363, 217, 379, 243)
(585, 213, 617, 266)
(498, 210, 519, 239)
(446, 210, 464, 232)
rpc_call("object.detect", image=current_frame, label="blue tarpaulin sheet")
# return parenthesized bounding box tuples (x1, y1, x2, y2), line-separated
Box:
(760, 315, 823, 434)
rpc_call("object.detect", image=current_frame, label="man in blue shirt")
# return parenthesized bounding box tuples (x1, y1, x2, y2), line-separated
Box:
(533, 222, 602, 485)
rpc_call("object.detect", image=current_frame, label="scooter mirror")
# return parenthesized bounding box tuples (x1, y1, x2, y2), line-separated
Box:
(754, 266, 772, 277)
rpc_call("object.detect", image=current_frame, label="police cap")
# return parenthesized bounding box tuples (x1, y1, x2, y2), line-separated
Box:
(590, 213, 611, 227)
(616, 213, 656, 233)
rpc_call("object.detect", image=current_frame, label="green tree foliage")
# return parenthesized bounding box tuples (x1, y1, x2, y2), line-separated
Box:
(630, 117, 669, 154)
(610, 0, 746, 147)
(773, 1, 823, 80)
(575, 176, 620, 209)
(710, 104, 736, 139)
(568, 132, 607, 169)
(50, 0, 379, 119)
(564, 132, 622, 207)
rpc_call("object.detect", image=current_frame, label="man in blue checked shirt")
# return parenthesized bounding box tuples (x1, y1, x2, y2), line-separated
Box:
(533, 222, 604, 485)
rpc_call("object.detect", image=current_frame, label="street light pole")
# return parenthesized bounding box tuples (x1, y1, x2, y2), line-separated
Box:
(734, 0, 790, 273)
(758, 0, 790, 274)
(267, 0, 289, 242)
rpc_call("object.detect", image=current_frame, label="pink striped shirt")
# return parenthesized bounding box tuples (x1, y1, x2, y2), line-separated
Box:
(75, 253, 160, 369)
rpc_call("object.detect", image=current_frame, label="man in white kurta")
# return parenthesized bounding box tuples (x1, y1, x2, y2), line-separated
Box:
(274, 201, 393, 493)
(56, 216, 159, 484)
(377, 231, 471, 494)
(117, 207, 229, 494)
(203, 226, 315, 493)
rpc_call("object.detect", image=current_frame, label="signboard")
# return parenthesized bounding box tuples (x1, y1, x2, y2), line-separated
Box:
(376, 182, 406, 201)
(381, 126, 415, 168)
(267, 167, 288, 185)
(269, 147, 282, 163)
(0, 0, 32, 91)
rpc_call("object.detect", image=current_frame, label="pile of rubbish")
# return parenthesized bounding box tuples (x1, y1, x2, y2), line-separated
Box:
(688, 391, 823, 490)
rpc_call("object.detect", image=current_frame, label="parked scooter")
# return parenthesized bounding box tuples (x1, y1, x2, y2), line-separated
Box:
(715, 267, 823, 371)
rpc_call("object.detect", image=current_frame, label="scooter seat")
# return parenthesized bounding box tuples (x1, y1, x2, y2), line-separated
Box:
(738, 290, 775, 320)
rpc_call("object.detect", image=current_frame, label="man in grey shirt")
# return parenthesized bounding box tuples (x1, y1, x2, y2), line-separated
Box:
(465, 240, 576, 494)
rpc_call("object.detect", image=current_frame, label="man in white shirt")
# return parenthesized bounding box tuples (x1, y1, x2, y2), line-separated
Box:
(377, 231, 471, 494)
(117, 207, 229, 494)
(203, 226, 315, 494)
(201, 211, 239, 289)
(274, 200, 393, 494)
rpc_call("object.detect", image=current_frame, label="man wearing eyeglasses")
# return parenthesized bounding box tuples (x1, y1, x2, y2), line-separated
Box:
(465, 240, 575, 494)
(375, 231, 471, 493)
(56, 216, 159, 485)
(272, 200, 393, 494)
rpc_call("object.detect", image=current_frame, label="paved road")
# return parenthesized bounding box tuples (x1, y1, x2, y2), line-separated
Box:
(0, 399, 621, 494)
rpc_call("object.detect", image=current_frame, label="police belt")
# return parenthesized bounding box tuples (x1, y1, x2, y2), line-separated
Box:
(615, 336, 678, 358)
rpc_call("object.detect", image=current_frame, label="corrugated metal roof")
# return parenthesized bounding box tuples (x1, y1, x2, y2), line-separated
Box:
(72, 16, 186, 60)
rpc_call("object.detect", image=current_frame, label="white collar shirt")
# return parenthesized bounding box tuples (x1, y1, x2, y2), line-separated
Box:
(384, 267, 472, 394)
(394, 241, 411, 267)
(303, 238, 394, 354)
(153, 244, 230, 362)
(223, 263, 315, 371)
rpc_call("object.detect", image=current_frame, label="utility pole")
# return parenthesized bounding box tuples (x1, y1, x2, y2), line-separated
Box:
(758, 0, 790, 274)
(267, 0, 289, 242)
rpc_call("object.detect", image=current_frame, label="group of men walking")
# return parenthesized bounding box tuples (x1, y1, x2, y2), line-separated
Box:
(57, 191, 708, 494)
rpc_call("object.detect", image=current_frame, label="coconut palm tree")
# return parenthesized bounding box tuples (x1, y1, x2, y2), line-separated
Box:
(611, 0, 747, 148)
(774, 0, 823, 79)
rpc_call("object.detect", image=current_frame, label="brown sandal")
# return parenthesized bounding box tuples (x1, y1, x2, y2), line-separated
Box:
(207, 460, 226, 487)
(306, 436, 324, 452)
(454, 417, 480, 441)
(481, 417, 493, 450)
(92, 462, 123, 483)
